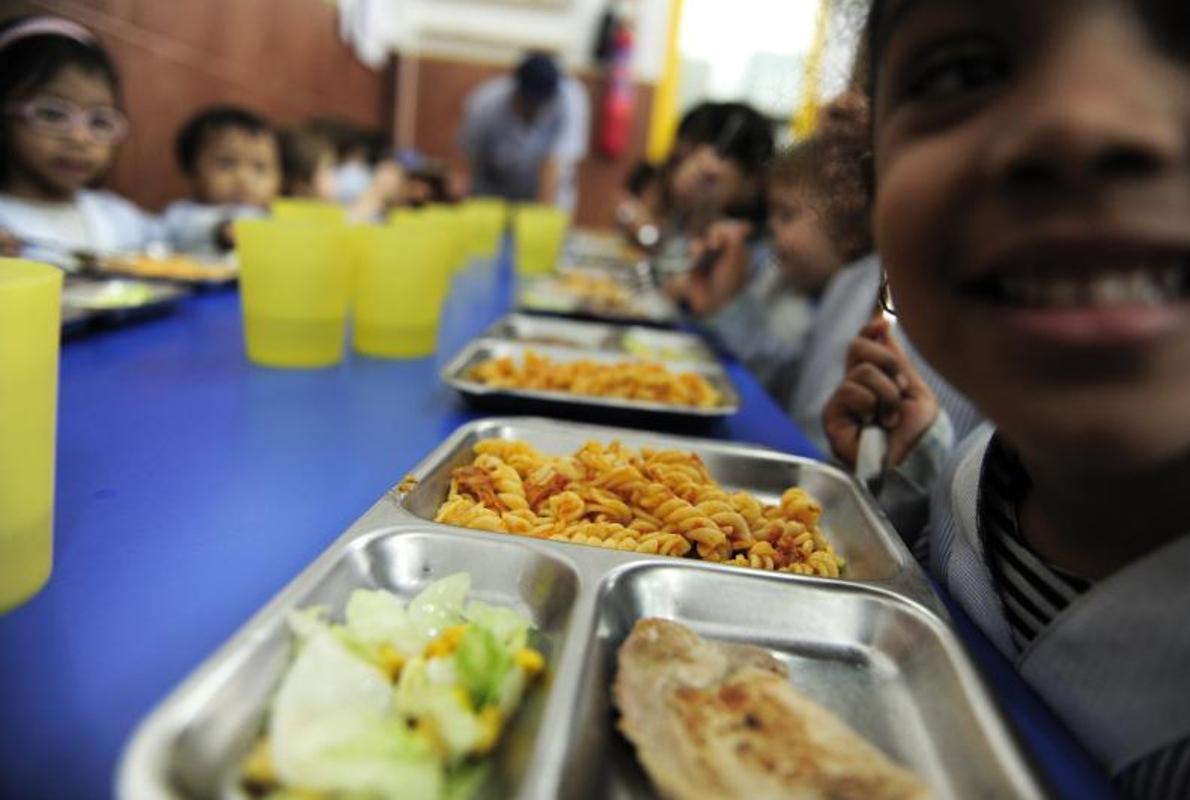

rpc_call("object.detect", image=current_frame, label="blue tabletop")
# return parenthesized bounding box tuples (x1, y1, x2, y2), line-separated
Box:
(0, 254, 1110, 799)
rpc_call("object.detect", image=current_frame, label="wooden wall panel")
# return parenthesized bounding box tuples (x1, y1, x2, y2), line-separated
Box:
(410, 55, 655, 229)
(2, 0, 392, 210)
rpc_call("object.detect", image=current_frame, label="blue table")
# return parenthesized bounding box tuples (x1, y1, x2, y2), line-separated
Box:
(0, 256, 1110, 799)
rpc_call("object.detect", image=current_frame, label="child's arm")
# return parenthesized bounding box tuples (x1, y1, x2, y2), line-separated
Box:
(666, 220, 753, 316)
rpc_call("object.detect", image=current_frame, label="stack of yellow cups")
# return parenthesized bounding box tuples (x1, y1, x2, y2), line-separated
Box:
(0, 260, 61, 611)
(420, 204, 469, 273)
(460, 198, 507, 260)
(513, 203, 569, 276)
(235, 219, 354, 368)
(352, 216, 453, 358)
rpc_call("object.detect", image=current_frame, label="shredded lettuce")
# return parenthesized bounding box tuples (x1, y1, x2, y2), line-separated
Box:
(407, 573, 471, 640)
(269, 628, 440, 797)
(259, 573, 537, 800)
(465, 600, 532, 652)
(455, 624, 512, 709)
(345, 588, 427, 656)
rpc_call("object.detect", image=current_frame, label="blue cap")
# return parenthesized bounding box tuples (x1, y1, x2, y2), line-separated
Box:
(514, 53, 560, 102)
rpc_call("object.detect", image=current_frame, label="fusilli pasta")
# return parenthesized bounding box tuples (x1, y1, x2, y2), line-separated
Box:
(434, 439, 844, 577)
(469, 350, 722, 409)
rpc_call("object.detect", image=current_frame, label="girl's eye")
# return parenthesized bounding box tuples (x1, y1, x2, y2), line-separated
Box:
(903, 40, 1008, 102)
(89, 111, 120, 133)
(32, 105, 70, 124)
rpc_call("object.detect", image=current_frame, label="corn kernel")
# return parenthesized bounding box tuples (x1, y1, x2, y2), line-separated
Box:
(514, 648, 545, 678)
(424, 624, 471, 659)
(240, 737, 276, 787)
(377, 644, 405, 681)
(453, 685, 474, 711)
(475, 706, 503, 754)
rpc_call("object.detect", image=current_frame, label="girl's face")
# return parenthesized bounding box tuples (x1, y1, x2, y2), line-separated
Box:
(872, 0, 1190, 469)
(768, 185, 843, 295)
(5, 65, 119, 199)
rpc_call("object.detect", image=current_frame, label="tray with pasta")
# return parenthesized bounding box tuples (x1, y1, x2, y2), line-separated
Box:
(395, 416, 937, 607)
(119, 417, 1048, 800)
(440, 340, 738, 423)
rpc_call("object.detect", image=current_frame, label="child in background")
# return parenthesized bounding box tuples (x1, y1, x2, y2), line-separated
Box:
(278, 127, 337, 201)
(280, 124, 404, 221)
(673, 136, 862, 404)
(162, 106, 280, 255)
(0, 16, 158, 261)
(827, 0, 1190, 794)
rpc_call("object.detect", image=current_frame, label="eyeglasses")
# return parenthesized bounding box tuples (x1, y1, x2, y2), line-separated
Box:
(5, 96, 128, 144)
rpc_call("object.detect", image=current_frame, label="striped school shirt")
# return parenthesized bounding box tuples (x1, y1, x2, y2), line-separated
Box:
(977, 435, 1190, 800)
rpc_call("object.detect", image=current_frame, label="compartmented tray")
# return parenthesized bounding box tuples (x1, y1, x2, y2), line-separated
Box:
(61, 278, 189, 333)
(441, 340, 738, 424)
(119, 472, 1047, 798)
(482, 313, 716, 363)
(517, 269, 675, 326)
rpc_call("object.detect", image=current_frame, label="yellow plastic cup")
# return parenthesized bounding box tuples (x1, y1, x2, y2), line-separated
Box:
(352, 220, 452, 358)
(420, 204, 469, 273)
(461, 198, 507, 258)
(235, 219, 353, 368)
(514, 204, 568, 275)
(0, 260, 61, 612)
(271, 199, 347, 225)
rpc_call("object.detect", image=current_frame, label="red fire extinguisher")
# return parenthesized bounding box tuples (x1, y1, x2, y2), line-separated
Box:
(596, 8, 635, 158)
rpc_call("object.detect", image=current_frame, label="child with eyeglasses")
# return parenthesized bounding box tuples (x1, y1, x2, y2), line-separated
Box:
(0, 16, 158, 263)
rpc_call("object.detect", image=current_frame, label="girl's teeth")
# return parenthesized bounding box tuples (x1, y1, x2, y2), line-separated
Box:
(1089, 274, 1128, 306)
(997, 265, 1185, 308)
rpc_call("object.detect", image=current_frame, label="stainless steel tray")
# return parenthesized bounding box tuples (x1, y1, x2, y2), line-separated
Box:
(396, 416, 934, 608)
(61, 278, 189, 331)
(441, 340, 739, 422)
(119, 496, 1047, 798)
(517, 271, 675, 326)
(482, 313, 716, 363)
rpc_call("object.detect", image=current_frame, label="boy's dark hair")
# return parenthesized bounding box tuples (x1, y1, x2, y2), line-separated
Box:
(175, 105, 275, 175)
(0, 16, 121, 185)
(674, 101, 775, 178)
(769, 133, 873, 262)
(278, 127, 334, 195)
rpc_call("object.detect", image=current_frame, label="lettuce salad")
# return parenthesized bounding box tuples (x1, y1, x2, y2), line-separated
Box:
(240, 573, 544, 800)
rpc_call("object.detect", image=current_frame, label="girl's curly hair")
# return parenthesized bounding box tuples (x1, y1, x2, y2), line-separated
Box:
(768, 93, 873, 264)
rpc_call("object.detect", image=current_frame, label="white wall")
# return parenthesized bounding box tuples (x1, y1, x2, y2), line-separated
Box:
(395, 0, 672, 82)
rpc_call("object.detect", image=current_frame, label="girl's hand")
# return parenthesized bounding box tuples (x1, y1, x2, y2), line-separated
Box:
(666, 220, 752, 315)
(823, 316, 939, 469)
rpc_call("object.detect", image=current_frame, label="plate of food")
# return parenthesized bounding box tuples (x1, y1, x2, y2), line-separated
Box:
(440, 340, 738, 423)
(61, 278, 189, 331)
(517, 271, 676, 326)
(94, 252, 238, 286)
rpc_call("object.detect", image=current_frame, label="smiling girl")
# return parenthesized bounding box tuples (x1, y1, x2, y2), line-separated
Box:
(0, 16, 158, 260)
(826, 0, 1190, 794)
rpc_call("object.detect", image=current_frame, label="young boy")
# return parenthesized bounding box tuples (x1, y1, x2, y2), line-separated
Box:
(162, 105, 280, 255)
(827, 1, 1190, 794)
(677, 137, 858, 404)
